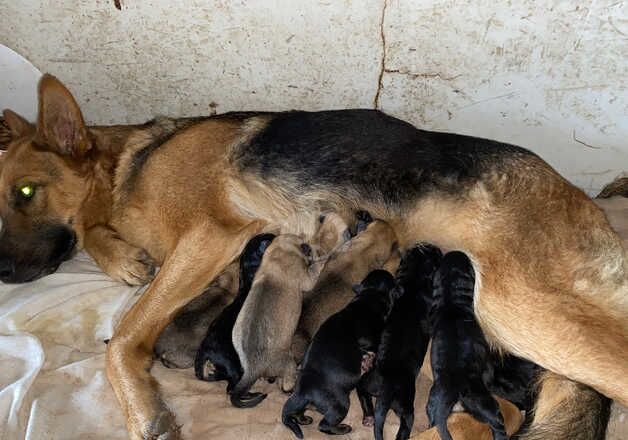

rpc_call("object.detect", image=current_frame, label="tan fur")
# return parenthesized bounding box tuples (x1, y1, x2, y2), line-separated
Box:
(232, 234, 322, 392)
(1, 75, 626, 439)
(292, 219, 397, 360)
(412, 396, 523, 440)
(309, 211, 351, 256)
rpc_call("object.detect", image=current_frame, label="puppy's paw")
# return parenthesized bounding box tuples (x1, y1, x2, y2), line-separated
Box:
(142, 410, 180, 440)
(105, 241, 156, 286)
(362, 416, 374, 427)
(360, 351, 376, 375)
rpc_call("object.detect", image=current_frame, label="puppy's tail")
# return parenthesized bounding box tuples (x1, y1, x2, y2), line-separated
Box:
(514, 372, 611, 440)
(229, 374, 267, 409)
(374, 385, 393, 440)
(282, 394, 306, 439)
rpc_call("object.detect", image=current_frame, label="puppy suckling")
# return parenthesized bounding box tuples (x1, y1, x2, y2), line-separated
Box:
(358, 244, 442, 440)
(154, 262, 238, 369)
(488, 353, 540, 413)
(194, 233, 275, 392)
(230, 234, 322, 408)
(310, 212, 352, 256)
(292, 214, 398, 361)
(282, 270, 399, 438)
(427, 251, 508, 440)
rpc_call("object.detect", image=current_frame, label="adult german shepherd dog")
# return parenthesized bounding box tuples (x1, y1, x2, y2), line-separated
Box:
(0, 75, 625, 439)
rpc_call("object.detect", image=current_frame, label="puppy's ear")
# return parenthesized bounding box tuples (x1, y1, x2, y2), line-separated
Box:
(36, 74, 91, 157)
(2, 109, 34, 140)
(352, 283, 363, 295)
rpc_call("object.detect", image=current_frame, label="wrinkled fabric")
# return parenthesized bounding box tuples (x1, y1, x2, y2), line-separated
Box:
(0, 197, 626, 439)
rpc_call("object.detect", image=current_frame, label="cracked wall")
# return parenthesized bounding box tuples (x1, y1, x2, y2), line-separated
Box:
(0, 0, 626, 194)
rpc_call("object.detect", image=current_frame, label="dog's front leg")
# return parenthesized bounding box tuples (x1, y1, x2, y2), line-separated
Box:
(84, 224, 156, 285)
(106, 221, 264, 440)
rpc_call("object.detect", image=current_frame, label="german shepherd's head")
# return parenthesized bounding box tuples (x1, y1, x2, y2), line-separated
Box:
(0, 75, 96, 283)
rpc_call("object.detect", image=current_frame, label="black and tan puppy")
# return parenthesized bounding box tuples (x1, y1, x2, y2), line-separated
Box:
(282, 270, 399, 438)
(292, 215, 397, 361)
(230, 234, 322, 408)
(358, 244, 442, 440)
(154, 262, 238, 369)
(427, 251, 507, 440)
(193, 233, 275, 392)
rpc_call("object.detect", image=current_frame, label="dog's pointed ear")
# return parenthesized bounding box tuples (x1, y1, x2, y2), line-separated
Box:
(36, 74, 91, 157)
(2, 109, 34, 140)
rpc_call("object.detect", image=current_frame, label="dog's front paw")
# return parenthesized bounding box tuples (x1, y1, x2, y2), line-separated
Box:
(106, 243, 156, 286)
(141, 410, 180, 440)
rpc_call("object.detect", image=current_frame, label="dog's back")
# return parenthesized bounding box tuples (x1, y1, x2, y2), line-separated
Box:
(427, 251, 507, 440)
(366, 245, 443, 440)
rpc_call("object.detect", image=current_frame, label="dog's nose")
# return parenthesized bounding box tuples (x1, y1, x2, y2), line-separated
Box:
(0, 257, 15, 280)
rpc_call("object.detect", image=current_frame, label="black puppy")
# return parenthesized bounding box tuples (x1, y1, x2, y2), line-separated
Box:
(282, 270, 398, 438)
(194, 233, 275, 394)
(427, 251, 508, 440)
(358, 244, 442, 440)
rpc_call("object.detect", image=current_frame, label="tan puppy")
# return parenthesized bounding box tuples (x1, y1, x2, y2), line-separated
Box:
(310, 212, 352, 256)
(230, 234, 322, 408)
(154, 262, 238, 368)
(412, 396, 523, 440)
(292, 217, 398, 361)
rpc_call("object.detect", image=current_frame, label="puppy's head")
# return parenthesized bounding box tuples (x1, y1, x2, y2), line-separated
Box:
(239, 233, 276, 290)
(262, 234, 322, 291)
(395, 243, 443, 297)
(0, 75, 96, 283)
(352, 269, 399, 314)
(311, 212, 351, 256)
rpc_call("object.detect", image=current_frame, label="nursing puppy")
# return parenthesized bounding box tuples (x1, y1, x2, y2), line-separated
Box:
(230, 234, 321, 408)
(292, 215, 397, 360)
(154, 262, 238, 369)
(194, 233, 275, 391)
(358, 244, 442, 440)
(427, 251, 507, 440)
(282, 270, 399, 438)
(310, 212, 352, 256)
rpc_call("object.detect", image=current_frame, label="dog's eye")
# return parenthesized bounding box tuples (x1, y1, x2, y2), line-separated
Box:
(18, 184, 35, 200)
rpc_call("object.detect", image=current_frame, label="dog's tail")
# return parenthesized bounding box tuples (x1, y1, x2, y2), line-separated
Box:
(514, 372, 611, 440)
(282, 394, 307, 439)
(229, 373, 267, 408)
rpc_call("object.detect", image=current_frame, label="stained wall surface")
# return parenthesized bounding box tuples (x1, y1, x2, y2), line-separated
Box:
(1, 0, 626, 194)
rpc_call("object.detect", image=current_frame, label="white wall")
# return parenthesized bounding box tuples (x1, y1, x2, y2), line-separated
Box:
(1, 0, 626, 194)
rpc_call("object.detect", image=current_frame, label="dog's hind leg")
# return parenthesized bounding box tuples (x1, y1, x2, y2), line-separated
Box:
(515, 372, 611, 440)
(282, 394, 311, 439)
(106, 221, 264, 440)
(318, 393, 352, 435)
(426, 381, 457, 440)
(460, 381, 507, 440)
(356, 377, 375, 427)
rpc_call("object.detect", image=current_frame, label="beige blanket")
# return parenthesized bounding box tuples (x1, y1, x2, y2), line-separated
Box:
(1, 197, 626, 439)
